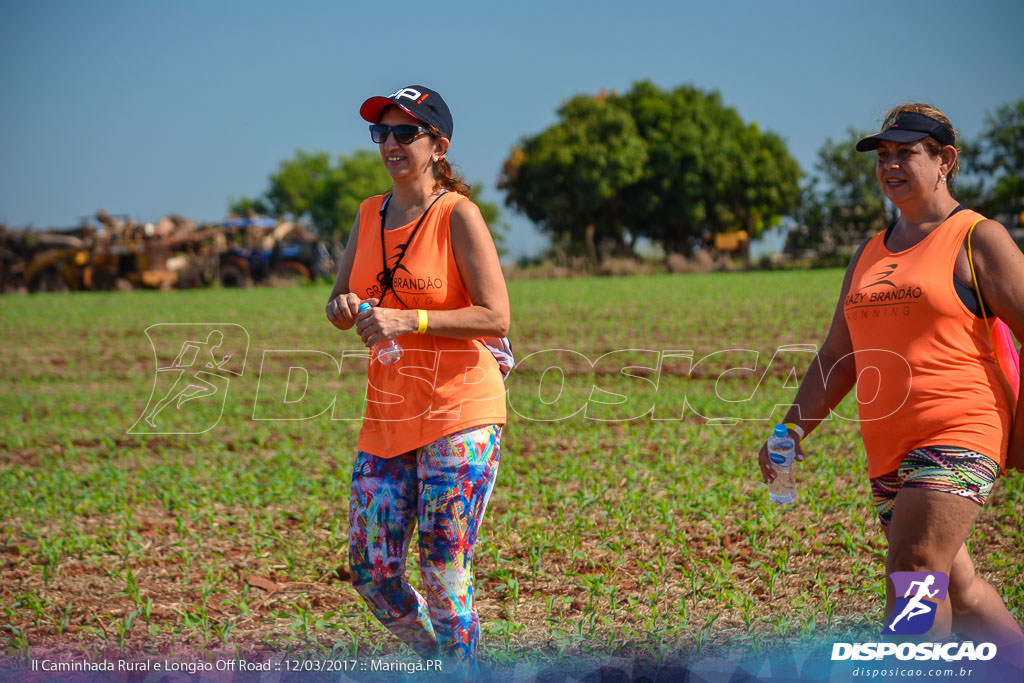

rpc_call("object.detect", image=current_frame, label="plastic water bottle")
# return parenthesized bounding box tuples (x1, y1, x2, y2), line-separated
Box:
(767, 423, 797, 505)
(357, 302, 403, 366)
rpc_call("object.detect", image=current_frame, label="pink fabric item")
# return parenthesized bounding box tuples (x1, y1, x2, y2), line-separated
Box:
(992, 319, 1021, 400)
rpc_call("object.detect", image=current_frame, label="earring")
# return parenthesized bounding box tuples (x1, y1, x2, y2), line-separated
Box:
(940, 175, 947, 183)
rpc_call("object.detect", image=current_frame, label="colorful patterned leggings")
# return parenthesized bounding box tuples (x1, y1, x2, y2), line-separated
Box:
(348, 424, 501, 662)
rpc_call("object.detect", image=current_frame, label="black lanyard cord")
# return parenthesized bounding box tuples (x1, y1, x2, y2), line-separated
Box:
(376, 190, 446, 308)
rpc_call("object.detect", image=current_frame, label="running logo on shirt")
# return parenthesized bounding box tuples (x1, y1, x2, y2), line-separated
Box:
(865, 263, 899, 289)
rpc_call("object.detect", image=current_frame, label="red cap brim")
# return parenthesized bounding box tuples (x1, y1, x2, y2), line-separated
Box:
(359, 96, 415, 124)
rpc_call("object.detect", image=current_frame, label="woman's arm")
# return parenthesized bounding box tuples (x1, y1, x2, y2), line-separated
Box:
(356, 199, 510, 346)
(325, 214, 364, 331)
(967, 219, 1024, 473)
(759, 242, 866, 482)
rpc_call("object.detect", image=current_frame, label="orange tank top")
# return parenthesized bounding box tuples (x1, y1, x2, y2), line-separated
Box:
(843, 208, 1011, 477)
(348, 192, 507, 457)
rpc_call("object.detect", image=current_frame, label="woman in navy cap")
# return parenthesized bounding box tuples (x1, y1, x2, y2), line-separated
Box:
(325, 85, 509, 668)
(759, 103, 1024, 666)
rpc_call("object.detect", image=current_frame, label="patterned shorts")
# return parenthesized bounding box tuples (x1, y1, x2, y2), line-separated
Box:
(870, 446, 1001, 527)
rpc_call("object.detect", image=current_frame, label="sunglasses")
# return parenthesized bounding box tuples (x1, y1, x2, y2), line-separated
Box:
(369, 124, 432, 144)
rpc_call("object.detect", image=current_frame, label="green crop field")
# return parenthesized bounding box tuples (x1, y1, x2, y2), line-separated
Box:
(2, 271, 1022, 668)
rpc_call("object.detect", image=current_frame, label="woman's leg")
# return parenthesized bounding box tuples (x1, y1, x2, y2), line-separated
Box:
(416, 425, 502, 662)
(885, 486, 981, 638)
(349, 450, 438, 656)
(883, 446, 1023, 652)
(947, 542, 1024, 665)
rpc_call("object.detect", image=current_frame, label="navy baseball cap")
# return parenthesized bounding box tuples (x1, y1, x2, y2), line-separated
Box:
(360, 85, 454, 140)
(856, 111, 955, 152)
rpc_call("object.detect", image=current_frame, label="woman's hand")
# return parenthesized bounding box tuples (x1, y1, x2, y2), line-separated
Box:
(355, 302, 417, 348)
(758, 430, 806, 484)
(325, 292, 363, 331)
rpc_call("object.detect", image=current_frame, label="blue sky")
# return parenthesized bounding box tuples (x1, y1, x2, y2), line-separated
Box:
(1, 0, 1022, 258)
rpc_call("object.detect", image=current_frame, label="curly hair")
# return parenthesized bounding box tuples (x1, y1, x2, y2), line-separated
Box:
(423, 123, 471, 196)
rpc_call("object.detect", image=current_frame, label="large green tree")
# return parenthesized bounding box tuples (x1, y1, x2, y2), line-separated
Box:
(618, 82, 801, 255)
(499, 92, 648, 258)
(231, 150, 505, 249)
(499, 81, 801, 257)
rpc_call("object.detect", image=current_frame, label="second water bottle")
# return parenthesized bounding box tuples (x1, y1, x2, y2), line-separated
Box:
(358, 302, 404, 366)
(767, 423, 797, 505)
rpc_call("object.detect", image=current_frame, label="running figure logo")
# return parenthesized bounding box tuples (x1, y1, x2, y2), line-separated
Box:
(884, 571, 949, 635)
(130, 324, 249, 434)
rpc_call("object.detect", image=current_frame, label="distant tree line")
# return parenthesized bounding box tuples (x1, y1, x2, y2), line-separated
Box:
(232, 93, 1023, 266)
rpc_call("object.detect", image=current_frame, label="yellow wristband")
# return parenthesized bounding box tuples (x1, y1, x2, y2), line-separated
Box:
(415, 309, 428, 334)
(785, 422, 805, 439)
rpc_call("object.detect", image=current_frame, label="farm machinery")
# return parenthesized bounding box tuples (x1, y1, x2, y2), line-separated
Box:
(217, 218, 333, 287)
(1, 211, 332, 293)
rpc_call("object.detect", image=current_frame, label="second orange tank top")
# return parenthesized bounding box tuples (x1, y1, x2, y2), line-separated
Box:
(843, 208, 1011, 477)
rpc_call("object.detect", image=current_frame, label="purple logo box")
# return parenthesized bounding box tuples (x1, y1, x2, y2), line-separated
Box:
(884, 571, 948, 635)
